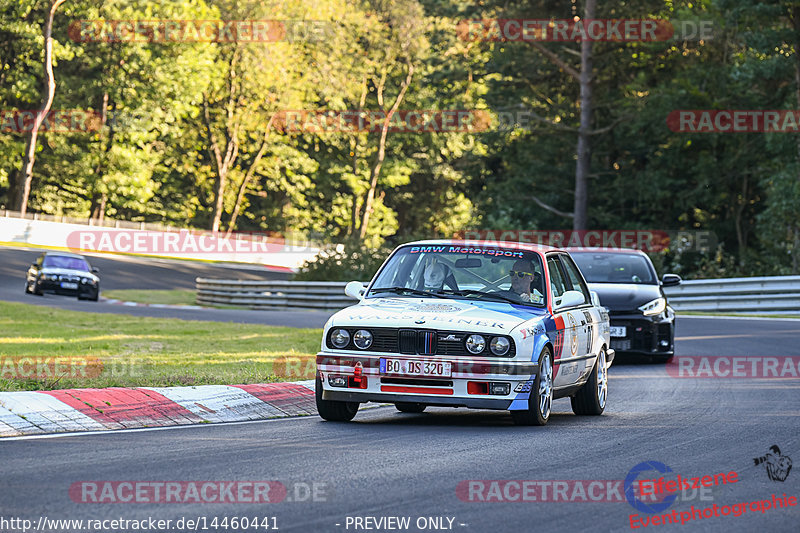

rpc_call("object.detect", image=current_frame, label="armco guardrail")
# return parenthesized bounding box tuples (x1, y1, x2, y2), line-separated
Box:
(663, 275, 800, 313)
(196, 278, 357, 311)
(197, 276, 800, 313)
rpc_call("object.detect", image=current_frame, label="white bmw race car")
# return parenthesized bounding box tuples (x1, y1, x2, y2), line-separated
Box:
(315, 240, 614, 425)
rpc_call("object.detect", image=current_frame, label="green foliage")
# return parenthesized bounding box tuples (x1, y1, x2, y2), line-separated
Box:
(1, 0, 799, 277)
(293, 241, 393, 281)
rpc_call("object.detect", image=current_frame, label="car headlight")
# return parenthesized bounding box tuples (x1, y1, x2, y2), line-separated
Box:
(353, 329, 373, 349)
(639, 297, 666, 316)
(81, 277, 94, 285)
(489, 336, 511, 356)
(330, 329, 350, 348)
(45, 274, 58, 281)
(465, 334, 486, 354)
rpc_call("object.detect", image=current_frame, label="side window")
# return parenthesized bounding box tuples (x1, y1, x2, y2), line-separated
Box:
(547, 256, 568, 299)
(560, 254, 590, 305)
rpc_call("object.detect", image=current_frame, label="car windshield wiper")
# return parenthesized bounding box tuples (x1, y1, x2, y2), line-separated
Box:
(369, 286, 448, 299)
(444, 289, 526, 305)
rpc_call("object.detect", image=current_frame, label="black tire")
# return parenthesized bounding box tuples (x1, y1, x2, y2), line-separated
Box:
(395, 402, 426, 413)
(511, 347, 553, 426)
(33, 282, 43, 296)
(571, 348, 608, 415)
(24, 281, 32, 294)
(90, 288, 99, 302)
(315, 376, 359, 422)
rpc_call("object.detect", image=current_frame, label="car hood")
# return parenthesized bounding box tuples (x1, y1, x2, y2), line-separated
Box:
(40, 267, 98, 281)
(587, 283, 661, 312)
(329, 297, 547, 334)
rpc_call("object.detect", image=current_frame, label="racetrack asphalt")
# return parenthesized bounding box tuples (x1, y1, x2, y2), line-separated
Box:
(1, 246, 799, 531)
(1, 357, 798, 532)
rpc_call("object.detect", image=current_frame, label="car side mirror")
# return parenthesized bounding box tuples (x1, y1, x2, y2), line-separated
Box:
(590, 291, 601, 307)
(661, 274, 681, 287)
(91, 267, 99, 274)
(344, 281, 366, 300)
(555, 290, 585, 309)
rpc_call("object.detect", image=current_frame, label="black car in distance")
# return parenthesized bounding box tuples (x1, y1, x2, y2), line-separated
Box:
(25, 252, 100, 301)
(567, 248, 681, 362)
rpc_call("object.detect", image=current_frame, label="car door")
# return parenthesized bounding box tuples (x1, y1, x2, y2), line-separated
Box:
(547, 254, 587, 388)
(559, 253, 599, 381)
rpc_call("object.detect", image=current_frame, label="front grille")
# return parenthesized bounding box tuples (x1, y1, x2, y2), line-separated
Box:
(417, 331, 437, 355)
(327, 327, 515, 357)
(399, 330, 417, 354)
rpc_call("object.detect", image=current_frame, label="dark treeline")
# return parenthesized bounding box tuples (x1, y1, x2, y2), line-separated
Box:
(1, 0, 798, 278)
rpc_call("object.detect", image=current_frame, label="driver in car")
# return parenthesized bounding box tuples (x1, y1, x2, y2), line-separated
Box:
(509, 259, 544, 304)
(423, 262, 447, 290)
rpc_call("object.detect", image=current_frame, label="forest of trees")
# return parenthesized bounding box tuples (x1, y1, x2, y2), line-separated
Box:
(1, 0, 799, 278)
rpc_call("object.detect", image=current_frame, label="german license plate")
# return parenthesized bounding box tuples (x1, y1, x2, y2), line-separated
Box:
(612, 339, 631, 351)
(610, 326, 627, 337)
(60, 282, 78, 290)
(380, 358, 452, 378)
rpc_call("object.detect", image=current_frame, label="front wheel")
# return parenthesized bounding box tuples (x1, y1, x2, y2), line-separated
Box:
(511, 347, 553, 426)
(571, 348, 608, 415)
(315, 376, 359, 422)
(395, 402, 426, 413)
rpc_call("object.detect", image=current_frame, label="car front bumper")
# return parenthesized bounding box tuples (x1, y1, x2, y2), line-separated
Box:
(37, 280, 98, 296)
(608, 312, 674, 355)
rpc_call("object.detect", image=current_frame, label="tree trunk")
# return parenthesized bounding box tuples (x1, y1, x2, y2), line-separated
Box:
(348, 79, 369, 238)
(358, 62, 414, 241)
(573, 0, 595, 231)
(205, 50, 241, 232)
(225, 114, 276, 237)
(13, 0, 66, 215)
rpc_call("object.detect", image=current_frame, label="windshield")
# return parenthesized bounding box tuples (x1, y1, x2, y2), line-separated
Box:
(368, 244, 546, 307)
(42, 255, 90, 271)
(570, 252, 656, 284)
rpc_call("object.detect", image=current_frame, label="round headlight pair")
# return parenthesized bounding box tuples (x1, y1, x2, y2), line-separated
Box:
(330, 329, 373, 349)
(465, 334, 510, 356)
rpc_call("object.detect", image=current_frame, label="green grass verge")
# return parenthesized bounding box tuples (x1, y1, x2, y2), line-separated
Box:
(679, 311, 800, 319)
(102, 289, 197, 306)
(0, 301, 321, 391)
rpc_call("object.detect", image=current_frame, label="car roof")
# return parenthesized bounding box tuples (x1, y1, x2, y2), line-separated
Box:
(403, 239, 562, 254)
(565, 247, 648, 255)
